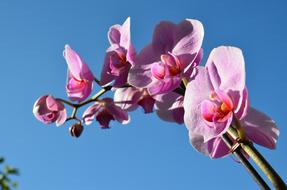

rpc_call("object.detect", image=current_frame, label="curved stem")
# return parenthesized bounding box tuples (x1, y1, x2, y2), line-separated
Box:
(221, 134, 271, 190)
(77, 85, 112, 107)
(57, 85, 113, 123)
(94, 77, 101, 86)
(228, 126, 287, 190)
(56, 98, 76, 107)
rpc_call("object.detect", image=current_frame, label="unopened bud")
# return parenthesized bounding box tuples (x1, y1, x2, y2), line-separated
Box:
(69, 123, 84, 138)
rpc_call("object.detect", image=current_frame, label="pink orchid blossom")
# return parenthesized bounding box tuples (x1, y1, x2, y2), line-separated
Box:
(114, 87, 155, 113)
(82, 98, 130, 129)
(184, 46, 279, 158)
(33, 95, 67, 126)
(100, 17, 136, 87)
(128, 19, 204, 95)
(63, 45, 94, 102)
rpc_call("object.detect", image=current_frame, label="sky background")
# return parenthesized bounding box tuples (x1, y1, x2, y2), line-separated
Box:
(0, 0, 286, 189)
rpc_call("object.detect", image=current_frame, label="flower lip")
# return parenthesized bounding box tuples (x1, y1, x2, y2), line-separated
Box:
(151, 52, 183, 80)
(201, 90, 234, 126)
(151, 62, 166, 80)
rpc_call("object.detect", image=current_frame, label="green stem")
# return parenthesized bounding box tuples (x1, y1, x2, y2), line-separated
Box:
(77, 85, 112, 107)
(58, 85, 113, 122)
(228, 127, 287, 190)
(221, 134, 271, 190)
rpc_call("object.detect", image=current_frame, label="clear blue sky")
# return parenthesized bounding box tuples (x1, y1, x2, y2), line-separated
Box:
(0, 0, 286, 189)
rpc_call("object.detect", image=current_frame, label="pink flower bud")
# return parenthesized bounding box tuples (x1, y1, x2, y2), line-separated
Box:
(33, 95, 67, 126)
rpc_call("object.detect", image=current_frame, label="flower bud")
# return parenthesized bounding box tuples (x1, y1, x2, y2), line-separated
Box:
(33, 95, 67, 126)
(69, 123, 84, 138)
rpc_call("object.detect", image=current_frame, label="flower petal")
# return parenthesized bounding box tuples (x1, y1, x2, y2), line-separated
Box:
(119, 17, 131, 50)
(189, 132, 209, 156)
(152, 21, 176, 53)
(46, 95, 64, 111)
(138, 95, 155, 113)
(56, 109, 67, 127)
(148, 76, 181, 95)
(172, 19, 204, 57)
(107, 103, 130, 125)
(206, 46, 245, 92)
(242, 107, 279, 149)
(128, 44, 158, 88)
(155, 92, 184, 124)
(114, 87, 142, 111)
(82, 103, 102, 125)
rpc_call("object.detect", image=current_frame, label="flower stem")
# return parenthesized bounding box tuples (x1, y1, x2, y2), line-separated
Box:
(77, 85, 112, 107)
(221, 134, 271, 190)
(227, 127, 287, 190)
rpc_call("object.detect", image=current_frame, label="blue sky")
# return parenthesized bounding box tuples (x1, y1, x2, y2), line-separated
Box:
(0, 0, 286, 189)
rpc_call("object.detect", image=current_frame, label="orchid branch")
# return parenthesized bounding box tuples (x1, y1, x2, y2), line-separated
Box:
(227, 126, 287, 190)
(221, 134, 271, 190)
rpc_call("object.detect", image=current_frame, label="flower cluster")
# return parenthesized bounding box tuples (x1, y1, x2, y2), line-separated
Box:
(33, 17, 279, 159)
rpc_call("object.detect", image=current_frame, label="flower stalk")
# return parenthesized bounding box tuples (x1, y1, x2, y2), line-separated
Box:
(227, 126, 287, 190)
(221, 134, 271, 190)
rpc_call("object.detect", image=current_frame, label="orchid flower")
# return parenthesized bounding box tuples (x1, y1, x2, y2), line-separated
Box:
(63, 45, 94, 102)
(82, 98, 130, 129)
(100, 17, 136, 87)
(114, 87, 155, 113)
(128, 19, 204, 95)
(33, 95, 67, 126)
(183, 46, 279, 158)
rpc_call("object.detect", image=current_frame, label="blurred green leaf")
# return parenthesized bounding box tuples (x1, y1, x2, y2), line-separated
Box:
(0, 158, 5, 164)
(4, 167, 19, 176)
(12, 182, 17, 188)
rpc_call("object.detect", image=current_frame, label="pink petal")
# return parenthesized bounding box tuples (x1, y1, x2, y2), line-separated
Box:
(82, 103, 102, 125)
(107, 103, 130, 124)
(155, 92, 184, 124)
(108, 26, 121, 45)
(206, 46, 246, 92)
(231, 87, 249, 120)
(128, 44, 158, 88)
(189, 132, 210, 156)
(148, 76, 181, 95)
(100, 52, 116, 86)
(152, 21, 176, 53)
(242, 107, 279, 149)
(151, 62, 166, 80)
(138, 95, 155, 114)
(112, 64, 131, 87)
(207, 137, 230, 159)
(46, 95, 64, 111)
(96, 110, 114, 129)
(63, 45, 83, 81)
(189, 131, 230, 159)
(172, 19, 204, 57)
(119, 17, 131, 50)
(201, 100, 217, 123)
(66, 73, 93, 102)
(55, 109, 67, 127)
(33, 95, 49, 116)
(183, 48, 203, 78)
(114, 87, 142, 111)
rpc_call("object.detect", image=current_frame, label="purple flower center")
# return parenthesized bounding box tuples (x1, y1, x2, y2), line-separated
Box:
(151, 53, 182, 80)
(42, 112, 58, 122)
(96, 109, 115, 129)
